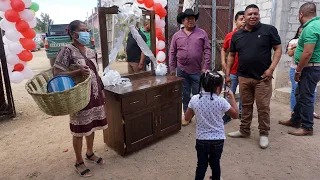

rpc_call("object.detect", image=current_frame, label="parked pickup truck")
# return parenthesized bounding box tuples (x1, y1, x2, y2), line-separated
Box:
(44, 24, 95, 66)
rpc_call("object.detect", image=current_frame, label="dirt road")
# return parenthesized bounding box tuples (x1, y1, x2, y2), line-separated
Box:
(0, 50, 319, 180)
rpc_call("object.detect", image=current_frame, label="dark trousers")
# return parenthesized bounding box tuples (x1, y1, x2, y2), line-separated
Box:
(177, 67, 201, 113)
(195, 140, 224, 180)
(291, 66, 320, 130)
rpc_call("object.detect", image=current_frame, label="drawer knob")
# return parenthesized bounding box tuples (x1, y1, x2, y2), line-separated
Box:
(172, 89, 179, 92)
(153, 94, 162, 98)
(129, 100, 140, 105)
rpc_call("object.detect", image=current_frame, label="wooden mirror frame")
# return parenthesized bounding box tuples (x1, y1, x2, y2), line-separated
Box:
(98, 6, 157, 76)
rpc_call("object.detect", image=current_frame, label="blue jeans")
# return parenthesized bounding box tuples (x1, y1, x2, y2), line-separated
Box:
(195, 140, 224, 180)
(230, 74, 242, 113)
(291, 66, 320, 130)
(177, 68, 201, 113)
(290, 67, 317, 111)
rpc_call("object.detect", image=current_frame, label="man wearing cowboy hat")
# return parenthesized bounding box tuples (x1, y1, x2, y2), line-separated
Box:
(169, 9, 211, 126)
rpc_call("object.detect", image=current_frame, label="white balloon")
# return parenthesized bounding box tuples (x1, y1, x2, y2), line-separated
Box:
(23, 0, 32, 8)
(0, 19, 15, 31)
(9, 42, 23, 54)
(156, 38, 159, 46)
(154, 0, 167, 8)
(7, 64, 14, 74)
(21, 67, 34, 79)
(156, 19, 165, 29)
(20, 9, 35, 22)
(27, 18, 37, 28)
(156, 51, 166, 62)
(4, 45, 11, 55)
(157, 40, 165, 50)
(10, 71, 24, 84)
(155, 14, 161, 22)
(2, 36, 11, 45)
(18, 60, 27, 66)
(6, 54, 19, 65)
(5, 29, 21, 42)
(0, 0, 11, 12)
(0, 12, 4, 19)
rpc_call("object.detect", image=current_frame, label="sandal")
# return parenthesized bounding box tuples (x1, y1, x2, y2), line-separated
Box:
(314, 113, 320, 119)
(75, 162, 92, 177)
(86, 153, 105, 165)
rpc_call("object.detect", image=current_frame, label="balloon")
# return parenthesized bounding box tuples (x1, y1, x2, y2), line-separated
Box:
(9, 42, 23, 54)
(158, 8, 167, 18)
(5, 9, 21, 22)
(153, 3, 162, 14)
(144, 0, 154, 8)
(155, 14, 161, 23)
(157, 51, 166, 61)
(23, 0, 32, 8)
(10, 71, 24, 84)
(19, 38, 36, 50)
(6, 54, 20, 65)
(18, 60, 27, 66)
(14, 63, 24, 72)
(11, 0, 25, 12)
(156, 19, 165, 29)
(2, 36, 11, 45)
(0, 19, 16, 31)
(19, 9, 35, 21)
(16, 19, 30, 33)
(157, 40, 165, 50)
(21, 28, 36, 39)
(5, 29, 21, 41)
(0, 0, 11, 11)
(156, 28, 162, 38)
(17, 50, 33, 62)
(137, 0, 144, 4)
(29, 2, 39, 12)
(158, 0, 167, 7)
(156, 37, 158, 46)
(4, 45, 11, 55)
(7, 64, 14, 74)
(21, 67, 33, 79)
(158, 35, 165, 41)
(27, 18, 37, 28)
(0, 12, 5, 19)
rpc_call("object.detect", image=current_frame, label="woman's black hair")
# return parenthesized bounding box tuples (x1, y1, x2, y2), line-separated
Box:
(198, 71, 224, 100)
(67, 20, 85, 40)
(286, 25, 303, 52)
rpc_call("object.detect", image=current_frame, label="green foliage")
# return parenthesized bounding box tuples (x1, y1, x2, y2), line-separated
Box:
(35, 13, 54, 33)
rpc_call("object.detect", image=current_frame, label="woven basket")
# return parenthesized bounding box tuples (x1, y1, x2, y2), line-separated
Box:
(25, 69, 91, 116)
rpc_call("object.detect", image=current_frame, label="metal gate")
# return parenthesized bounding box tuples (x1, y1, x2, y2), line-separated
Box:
(167, 0, 235, 71)
(0, 30, 16, 120)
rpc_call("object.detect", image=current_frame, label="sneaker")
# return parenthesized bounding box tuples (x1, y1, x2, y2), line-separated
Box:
(259, 136, 269, 149)
(227, 131, 248, 138)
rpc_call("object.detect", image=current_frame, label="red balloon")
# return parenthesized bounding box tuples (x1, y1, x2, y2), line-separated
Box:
(156, 49, 159, 55)
(157, 60, 161, 64)
(156, 28, 162, 38)
(153, 3, 162, 14)
(22, 28, 36, 39)
(14, 63, 25, 72)
(158, 8, 167, 18)
(11, 0, 26, 12)
(158, 35, 165, 41)
(137, 0, 144, 4)
(5, 9, 21, 22)
(144, 0, 154, 8)
(17, 50, 33, 62)
(20, 38, 36, 50)
(16, 20, 30, 33)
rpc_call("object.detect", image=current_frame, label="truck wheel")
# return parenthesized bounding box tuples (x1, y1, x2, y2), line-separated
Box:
(50, 58, 56, 67)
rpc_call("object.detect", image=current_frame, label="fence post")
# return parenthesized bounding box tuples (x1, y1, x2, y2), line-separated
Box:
(195, 0, 199, 14)
(227, 0, 233, 32)
(211, 0, 216, 70)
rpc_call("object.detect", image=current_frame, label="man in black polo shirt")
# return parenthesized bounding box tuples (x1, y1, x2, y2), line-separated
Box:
(126, 24, 147, 74)
(225, 4, 282, 149)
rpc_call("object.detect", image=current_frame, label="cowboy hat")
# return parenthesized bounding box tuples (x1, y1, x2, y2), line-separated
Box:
(177, 9, 199, 24)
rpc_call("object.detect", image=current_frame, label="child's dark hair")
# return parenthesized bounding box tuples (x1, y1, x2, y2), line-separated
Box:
(235, 11, 244, 21)
(67, 20, 84, 40)
(199, 71, 224, 100)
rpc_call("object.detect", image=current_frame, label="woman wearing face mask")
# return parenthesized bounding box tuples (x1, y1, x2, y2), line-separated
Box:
(53, 20, 108, 177)
(287, 26, 320, 119)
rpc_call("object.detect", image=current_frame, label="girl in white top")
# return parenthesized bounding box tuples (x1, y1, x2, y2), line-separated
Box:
(184, 71, 238, 180)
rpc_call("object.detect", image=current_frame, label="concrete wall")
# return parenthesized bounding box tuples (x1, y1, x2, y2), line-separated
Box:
(234, 0, 320, 90)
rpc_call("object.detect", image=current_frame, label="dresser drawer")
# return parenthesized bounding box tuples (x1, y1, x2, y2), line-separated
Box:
(146, 87, 166, 106)
(166, 83, 182, 99)
(122, 93, 146, 114)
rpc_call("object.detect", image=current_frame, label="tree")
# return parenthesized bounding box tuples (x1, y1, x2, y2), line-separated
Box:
(35, 13, 53, 33)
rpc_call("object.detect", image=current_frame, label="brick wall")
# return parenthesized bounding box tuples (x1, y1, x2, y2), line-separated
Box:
(234, 0, 273, 24)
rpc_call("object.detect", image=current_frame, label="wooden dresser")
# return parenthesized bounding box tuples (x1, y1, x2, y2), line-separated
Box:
(103, 73, 183, 156)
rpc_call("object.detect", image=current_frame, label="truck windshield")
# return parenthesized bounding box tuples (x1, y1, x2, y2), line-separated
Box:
(48, 24, 69, 36)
